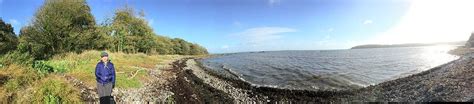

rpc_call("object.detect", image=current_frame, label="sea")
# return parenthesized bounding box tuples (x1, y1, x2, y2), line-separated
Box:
(198, 45, 460, 91)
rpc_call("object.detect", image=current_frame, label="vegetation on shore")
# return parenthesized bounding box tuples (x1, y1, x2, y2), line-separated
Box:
(0, 50, 188, 103)
(0, 0, 208, 103)
(448, 46, 474, 56)
(46, 50, 187, 89)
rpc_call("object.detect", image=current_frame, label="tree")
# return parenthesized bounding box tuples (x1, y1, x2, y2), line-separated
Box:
(94, 18, 115, 51)
(190, 43, 208, 55)
(19, 0, 97, 59)
(169, 38, 207, 55)
(179, 39, 191, 55)
(171, 38, 183, 55)
(69, 5, 210, 55)
(110, 7, 155, 54)
(17, 1, 208, 57)
(153, 35, 173, 54)
(0, 18, 18, 54)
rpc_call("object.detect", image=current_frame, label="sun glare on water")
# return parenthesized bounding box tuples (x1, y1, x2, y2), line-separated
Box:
(419, 45, 459, 71)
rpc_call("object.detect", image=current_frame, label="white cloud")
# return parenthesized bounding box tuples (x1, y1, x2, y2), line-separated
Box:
(363, 20, 373, 25)
(313, 33, 333, 48)
(8, 19, 19, 26)
(324, 35, 331, 39)
(233, 21, 242, 27)
(366, 0, 474, 45)
(232, 27, 296, 45)
(221, 45, 229, 49)
(268, 0, 280, 6)
(327, 28, 334, 32)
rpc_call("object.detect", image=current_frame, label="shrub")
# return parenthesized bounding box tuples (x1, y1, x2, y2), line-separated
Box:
(0, 51, 34, 66)
(4, 79, 19, 92)
(0, 64, 41, 102)
(31, 76, 81, 103)
(32, 61, 54, 76)
(0, 65, 40, 91)
(0, 19, 18, 55)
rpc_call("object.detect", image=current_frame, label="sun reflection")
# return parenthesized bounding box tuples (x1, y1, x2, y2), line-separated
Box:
(419, 45, 459, 71)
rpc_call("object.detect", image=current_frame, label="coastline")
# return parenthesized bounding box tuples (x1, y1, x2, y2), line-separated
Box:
(350, 54, 474, 101)
(177, 50, 474, 102)
(180, 58, 354, 102)
(449, 46, 474, 56)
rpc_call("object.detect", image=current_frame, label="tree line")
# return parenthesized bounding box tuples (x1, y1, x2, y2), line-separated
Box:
(0, 0, 208, 60)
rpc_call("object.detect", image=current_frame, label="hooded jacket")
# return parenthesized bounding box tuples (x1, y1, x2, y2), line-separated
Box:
(95, 60, 116, 85)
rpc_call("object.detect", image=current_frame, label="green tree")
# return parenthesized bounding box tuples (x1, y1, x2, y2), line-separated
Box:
(179, 39, 191, 55)
(95, 6, 209, 55)
(171, 38, 183, 55)
(169, 38, 208, 55)
(94, 19, 114, 50)
(110, 7, 155, 54)
(19, 0, 97, 59)
(153, 35, 173, 54)
(190, 43, 208, 55)
(0, 18, 18, 54)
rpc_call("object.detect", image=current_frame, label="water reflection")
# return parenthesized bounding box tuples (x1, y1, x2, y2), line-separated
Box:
(201, 45, 460, 91)
(420, 45, 459, 71)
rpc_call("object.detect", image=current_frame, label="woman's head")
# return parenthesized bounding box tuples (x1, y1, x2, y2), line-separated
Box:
(100, 51, 109, 62)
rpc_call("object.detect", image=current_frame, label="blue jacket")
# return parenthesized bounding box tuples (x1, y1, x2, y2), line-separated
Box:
(95, 61, 116, 85)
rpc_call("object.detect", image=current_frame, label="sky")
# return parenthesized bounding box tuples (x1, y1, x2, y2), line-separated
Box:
(1, 0, 474, 53)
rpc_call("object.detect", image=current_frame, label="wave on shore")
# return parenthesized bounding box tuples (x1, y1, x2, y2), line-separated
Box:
(198, 46, 458, 91)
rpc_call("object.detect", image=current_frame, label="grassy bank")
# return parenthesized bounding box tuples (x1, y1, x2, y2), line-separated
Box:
(0, 50, 192, 103)
(46, 50, 187, 88)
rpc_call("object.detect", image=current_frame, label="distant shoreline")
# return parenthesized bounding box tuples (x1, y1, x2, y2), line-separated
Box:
(184, 47, 474, 102)
(351, 41, 465, 49)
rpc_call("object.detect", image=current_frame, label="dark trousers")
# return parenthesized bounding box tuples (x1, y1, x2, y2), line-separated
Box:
(97, 82, 114, 104)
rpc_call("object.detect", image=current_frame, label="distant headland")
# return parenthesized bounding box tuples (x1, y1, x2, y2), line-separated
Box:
(350, 41, 465, 49)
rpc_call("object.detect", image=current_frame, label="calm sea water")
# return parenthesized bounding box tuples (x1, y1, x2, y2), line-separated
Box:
(199, 45, 459, 91)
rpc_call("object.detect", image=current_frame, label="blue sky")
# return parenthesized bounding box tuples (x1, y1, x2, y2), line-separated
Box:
(1, 0, 474, 53)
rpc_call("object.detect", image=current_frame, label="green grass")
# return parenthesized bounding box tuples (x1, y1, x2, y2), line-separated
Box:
(44, 50, 187, 88)
(0, 50, 191, 103)
(0, 64, 42, 102)
(31, 76, 81, 103)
